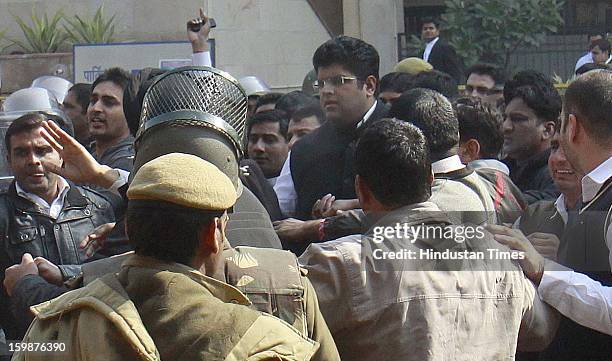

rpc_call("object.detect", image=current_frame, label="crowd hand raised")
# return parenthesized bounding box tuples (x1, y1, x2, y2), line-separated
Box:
(527, 232, 560, 262)
(486, 224, 546, 285)
(33, 257, 62, 286)
(3, 253, 38, 297)
(187, 7, 211, 53)
(40, 120, 119, 188)
(80, 222, 116, 257)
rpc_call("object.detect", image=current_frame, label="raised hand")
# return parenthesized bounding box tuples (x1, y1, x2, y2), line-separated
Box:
(187, 8, 212, 53)
(40, 120, 119, 188)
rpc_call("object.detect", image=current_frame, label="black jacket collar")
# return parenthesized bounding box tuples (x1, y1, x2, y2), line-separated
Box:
(8, 180, 88, 213)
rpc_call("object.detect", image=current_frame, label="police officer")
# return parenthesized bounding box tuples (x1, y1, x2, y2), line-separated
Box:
(14, 153, 318, 360)
(8, 67, 341, 360)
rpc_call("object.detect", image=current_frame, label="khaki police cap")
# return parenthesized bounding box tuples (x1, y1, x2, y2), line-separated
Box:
(393, 57, 433, 75)
(127, 153, 237, 211)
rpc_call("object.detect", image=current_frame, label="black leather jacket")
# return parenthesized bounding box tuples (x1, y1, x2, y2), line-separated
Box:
(0, 181, 119, 339)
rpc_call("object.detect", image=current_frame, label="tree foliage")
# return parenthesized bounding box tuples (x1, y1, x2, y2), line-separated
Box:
(441, 0, 564, 70)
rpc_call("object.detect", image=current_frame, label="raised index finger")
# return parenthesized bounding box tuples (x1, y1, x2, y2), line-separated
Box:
(199, 7, 208, 21)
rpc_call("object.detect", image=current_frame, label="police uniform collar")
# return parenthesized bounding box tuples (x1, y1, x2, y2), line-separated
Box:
(122, 254, 251, 306)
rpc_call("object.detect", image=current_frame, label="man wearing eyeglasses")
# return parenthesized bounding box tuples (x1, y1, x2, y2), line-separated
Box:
(274, 36, 388, 254)
(464, 63, 506, 107)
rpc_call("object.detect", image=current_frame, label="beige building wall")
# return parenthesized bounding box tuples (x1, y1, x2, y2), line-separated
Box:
(0, 0, 330, 91)
(343, 0, 404, 76)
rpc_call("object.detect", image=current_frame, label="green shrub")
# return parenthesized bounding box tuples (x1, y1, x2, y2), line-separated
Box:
(64, 5, 117, 44)
(9, 9, 68, 53)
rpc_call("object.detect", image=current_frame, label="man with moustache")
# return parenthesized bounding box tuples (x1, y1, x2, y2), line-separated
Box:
(0, 113, 117, 339)
(502, 70, 561, 204)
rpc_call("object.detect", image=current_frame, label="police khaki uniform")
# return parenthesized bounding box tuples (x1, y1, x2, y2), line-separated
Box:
(69, 245, 340, 361)
(13, 154, 318, 361)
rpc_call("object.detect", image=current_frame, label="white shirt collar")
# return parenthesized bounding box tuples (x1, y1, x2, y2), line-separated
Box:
(554, 194, 568, 224)
(606, 55, 612, 65)
(356, 101, 378, 129)
(423, 37, 440, 62)
(581, 156, 612, 203)
(16, 177, 70, 219)
(426, 37, 440, 46)
(267, 176, 279, 188)
(432, 155, 465, 174)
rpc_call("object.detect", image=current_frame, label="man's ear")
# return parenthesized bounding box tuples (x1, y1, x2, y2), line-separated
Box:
(541, 121, 556, 140)
(459, 139, 480, 163)
(198, 221, 220, 256)
(364, 75, 377, 97)
(355, 175, 368, 205)
(565, 114, 579, 143)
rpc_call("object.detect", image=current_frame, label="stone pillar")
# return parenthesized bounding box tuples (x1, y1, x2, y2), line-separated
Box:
(343, 0, 402, 75)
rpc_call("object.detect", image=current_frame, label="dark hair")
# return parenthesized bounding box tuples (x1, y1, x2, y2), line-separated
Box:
(92, 67, 131, 92)
(275, 91, 319, 118)
(5, 113, 46, 152)
(247, 109, 289, 140)
(390, 88, 459, 156)
(291, 105, 325, 124)
(380, 72, 415, 94)
(313, 35, 380, 81)
(68, 83, 92, 114)
(356, 119, 431, 208)
(575, 63, 609, 76)
(254, 92, 283, 111)
(409, 70, 458, 99)
(503, 70, 562, 123)
(127, 201, 223, 265)
(564, 70, 612, 146)
(421, 16, 440, 29)
(590, 38, 611, 52)
(454, 97, 504, 158)
(466, 63, 506, 86)
(587, 32, 605, 39)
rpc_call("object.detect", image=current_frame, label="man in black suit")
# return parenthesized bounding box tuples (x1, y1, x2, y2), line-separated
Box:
(273, 36, 388, 253)
(421, 17, 464, 84)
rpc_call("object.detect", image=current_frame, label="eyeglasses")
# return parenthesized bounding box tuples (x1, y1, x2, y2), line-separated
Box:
(313, 76, 358, 90)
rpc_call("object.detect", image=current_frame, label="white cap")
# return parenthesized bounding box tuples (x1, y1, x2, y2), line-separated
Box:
(238, 76, 270, 97)
(3, 87, 61, 113)
(31, 76, 73, 103)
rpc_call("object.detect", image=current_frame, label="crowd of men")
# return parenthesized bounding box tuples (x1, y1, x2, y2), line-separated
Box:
(0, 9, 610, 361)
